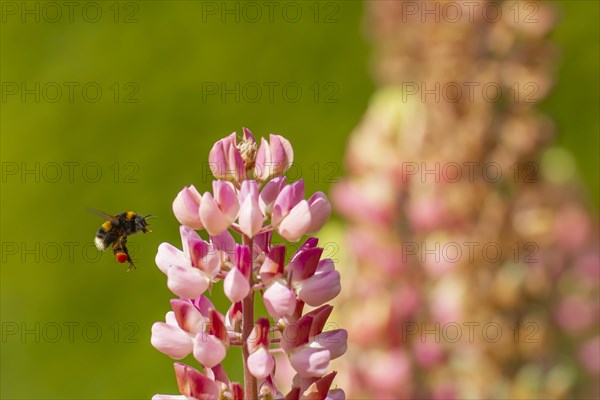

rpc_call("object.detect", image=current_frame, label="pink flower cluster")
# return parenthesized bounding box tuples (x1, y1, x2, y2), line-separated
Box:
(151, 129, 345, 400)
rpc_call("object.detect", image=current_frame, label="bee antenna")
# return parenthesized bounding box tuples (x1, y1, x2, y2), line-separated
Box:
(145, 215, 157, 220)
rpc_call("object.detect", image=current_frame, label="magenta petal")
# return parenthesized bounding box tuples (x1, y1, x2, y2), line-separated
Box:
(192, 295, 215, 317)
(155, 243, 189, 275)
(151, 322, 193, 359)
(290, 346, 331, 378)
(282, 315, 313, 353)
(174, 363, 220, 400)
(172, 186, 204, 229)
(288, 246, 324, 282)
(167, 266, 209, 299)
(236, 245, 252, 277)
(253, 231, 272, 254)
(306, 192, 332, 234)
(200, 192, 230, 236)
(278, 200, 311, 242)
(213, 180, 240, 223)
(263, 280, 297, 319)
(189, 240, 220, 278)
(248, 347, 275, 379)
(193, 333, 227, 368)
(295, 269, 341, 307)
(223, 268, 250, 303)
(248, 317, 271, 353)
(303, 305, 333, 338)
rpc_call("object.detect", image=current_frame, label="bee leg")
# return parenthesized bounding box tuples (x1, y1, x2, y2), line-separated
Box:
(120, 240, 136, 272)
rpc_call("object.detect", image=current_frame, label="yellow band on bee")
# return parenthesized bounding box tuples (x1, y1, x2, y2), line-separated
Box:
(102, 221, 112, 231)
(126, 211, 136, 220)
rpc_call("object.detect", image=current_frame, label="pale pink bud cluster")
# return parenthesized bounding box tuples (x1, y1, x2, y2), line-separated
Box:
(152, 129, 345, 400)
(332, 1, 599, 398)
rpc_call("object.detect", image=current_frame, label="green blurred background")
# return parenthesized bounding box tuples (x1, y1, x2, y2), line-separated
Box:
(0, 1, 597, 398)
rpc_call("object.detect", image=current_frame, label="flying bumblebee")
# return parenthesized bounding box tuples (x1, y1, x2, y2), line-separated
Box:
(91, 210, 153, 271)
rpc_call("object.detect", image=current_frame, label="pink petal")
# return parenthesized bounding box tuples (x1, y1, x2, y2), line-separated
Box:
(227, 139, 246, 182)
(213, 180, 239, 223)
(174, 363, 220, 400)
(248, 317, 271, 353)
(306, 192, 331, 234)
(193, 333, 227, 368)
(209, 132, 245, 182)
(210, 230, 236, 263)
(259, 176, 286, 216)
(189, 240, 220, 278)
(238, 192, 265, 238)
(248, 347, 275, 379)
(200, 192, 231, 236)
(290, 346, 331, 378)
(192, 296, 215, 317)
(317, 258, 335, 273)
(225, 301, 242, 328)
(269, 134, 294, 176)
(151, 322, 193, 359)
(180, 225, 203, 258)
(295, 269, 341, 307)
(208, 309, 229, 344)
(165, 311, 178, 327)
(254, 137, 270, 181)
(278, 200, 311, 242)
(310, 329, 348, 359)
(272, 180, 305, 226)
(155, 243, 189, 275)
(171, 299, 207, 334)
(260, 245, 286, 284)
(167, 266, 210, 299)
(242, 127, 255, 142)
(172, 185, 204, 229)
(301, 371, 337, 399)
(152, 394, 188, 400)
(326, 389, 346, 400)
(223, 267, 250, 303)
(240, 179, 259, 202)
(263, 280, 297, 319)
(208, 140, 228, 180)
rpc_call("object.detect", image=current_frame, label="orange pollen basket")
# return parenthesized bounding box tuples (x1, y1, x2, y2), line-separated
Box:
(115, 252, 128, 264)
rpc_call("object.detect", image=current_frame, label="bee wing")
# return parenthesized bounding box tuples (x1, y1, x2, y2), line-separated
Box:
(87, 208, 118, 221)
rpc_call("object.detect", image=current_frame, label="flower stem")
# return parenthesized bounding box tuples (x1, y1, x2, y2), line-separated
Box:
(242, 234, 257, 399)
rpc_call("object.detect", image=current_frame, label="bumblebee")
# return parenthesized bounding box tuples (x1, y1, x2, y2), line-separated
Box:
(92, 210, 153, 271)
